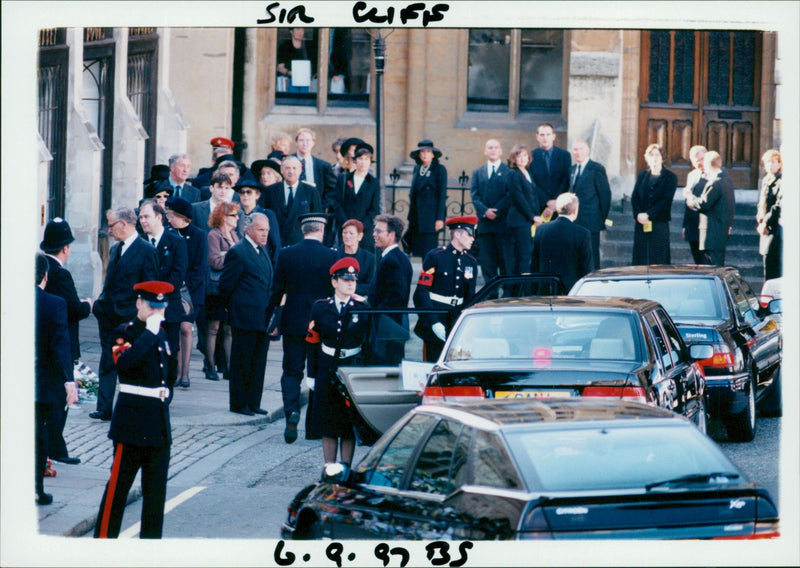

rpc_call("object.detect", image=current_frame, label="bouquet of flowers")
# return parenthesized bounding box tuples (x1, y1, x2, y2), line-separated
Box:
(74, 361, 99, 403)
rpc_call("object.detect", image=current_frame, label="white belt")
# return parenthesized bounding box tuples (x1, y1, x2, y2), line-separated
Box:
(119, 384, 170, 400)
(429, 292, 463, 306)
(321, 344, 362, 358)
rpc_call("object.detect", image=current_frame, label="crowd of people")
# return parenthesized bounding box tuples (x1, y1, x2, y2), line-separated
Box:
(34, 123, 783, 538)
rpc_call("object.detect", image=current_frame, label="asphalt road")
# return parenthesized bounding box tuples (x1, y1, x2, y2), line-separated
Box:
(109, 409, 782, 541)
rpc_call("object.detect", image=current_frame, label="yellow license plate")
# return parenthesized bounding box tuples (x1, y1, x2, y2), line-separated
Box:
(495, 390, 573, 399)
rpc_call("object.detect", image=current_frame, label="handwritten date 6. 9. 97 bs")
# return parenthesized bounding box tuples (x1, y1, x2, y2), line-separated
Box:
(275, 539, 473, 567)
(258, 2, 450, 27)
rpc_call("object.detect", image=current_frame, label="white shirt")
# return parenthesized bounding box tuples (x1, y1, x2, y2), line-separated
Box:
(381, 243, 399, 258)
(284, 182, 297, 204)
(353, 173, 366, 194)
(486, 160, 502, 178)
(147, 227, 164, 248)
(245, 234, 261, 252)
(120, 231, 140, 257)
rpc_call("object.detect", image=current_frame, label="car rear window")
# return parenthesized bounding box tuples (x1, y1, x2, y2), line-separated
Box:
(573, 277, 724, 321)
(445, 311, 639, 362)
(505, 424, 736, 491)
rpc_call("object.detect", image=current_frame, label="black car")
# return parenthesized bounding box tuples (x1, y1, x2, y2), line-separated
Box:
(281, 399, 779, 540)
(338, 297, 711, 442)
(570, 265, 783, 441)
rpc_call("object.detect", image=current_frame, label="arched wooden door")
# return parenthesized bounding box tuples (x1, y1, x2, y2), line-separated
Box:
(638, 30, 764, 188)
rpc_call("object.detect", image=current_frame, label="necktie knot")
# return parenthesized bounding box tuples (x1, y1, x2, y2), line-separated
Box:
(151, 237, 157, 246)
(175, 185, 182, 197)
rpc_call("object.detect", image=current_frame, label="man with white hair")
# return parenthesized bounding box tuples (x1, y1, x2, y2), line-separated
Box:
(531, 192, 593, 291)
(259, 155, 323, 246)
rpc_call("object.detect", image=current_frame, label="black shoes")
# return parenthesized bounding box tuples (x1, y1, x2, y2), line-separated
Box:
(205, 368, 219, 381)
(231, 407, 254, 417)
(284, 412, 300, 443)
(89, 411, 111, 421)
(37, 492, 53, 505)
(51, 456, 81, 465)
(250, 407, 268, 415)
(176, 378, 191, 388)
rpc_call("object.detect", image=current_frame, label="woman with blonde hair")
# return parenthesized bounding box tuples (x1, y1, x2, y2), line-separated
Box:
(756, 149, 782, 279)
(631, 144, 677, 265)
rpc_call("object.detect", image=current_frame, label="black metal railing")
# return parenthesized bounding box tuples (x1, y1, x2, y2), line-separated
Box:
(384, 169, 476, 248)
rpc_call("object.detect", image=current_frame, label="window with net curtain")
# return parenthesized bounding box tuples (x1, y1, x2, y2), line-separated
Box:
(467, 29, 563, 112)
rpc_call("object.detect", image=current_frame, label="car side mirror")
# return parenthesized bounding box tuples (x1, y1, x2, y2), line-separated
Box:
(689, 344, 714, 361)
(321, 462, 352, 484)
(768, 298, 782, 315)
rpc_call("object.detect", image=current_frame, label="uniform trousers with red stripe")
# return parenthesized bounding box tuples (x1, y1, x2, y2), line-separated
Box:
(94, 441, 170, 539)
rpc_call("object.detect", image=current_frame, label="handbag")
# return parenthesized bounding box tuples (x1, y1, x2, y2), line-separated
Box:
(179, 284, 194, 317)
(207, 268, 222, 295)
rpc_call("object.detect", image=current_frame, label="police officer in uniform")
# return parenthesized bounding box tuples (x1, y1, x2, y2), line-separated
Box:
(306, 258, 369, 465)
(413, 215, 479, 361)
(94, 281, 174, 539)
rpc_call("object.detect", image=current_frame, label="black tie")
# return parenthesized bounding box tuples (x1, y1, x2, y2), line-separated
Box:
(490, 164, 496, 178)
(150, 237, 157, 247)
(175, 185, 182, 198)
(299, 159, 307, 182)
(287, 186, 294, 209)
(114, 243, 122, 264)
(544, 151, 551, 173)
(572, 164, 582, 187)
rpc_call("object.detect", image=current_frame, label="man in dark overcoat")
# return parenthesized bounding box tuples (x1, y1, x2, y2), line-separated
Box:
(530, 123, 572, 216)
(35, 254, 78, 505)
(90, 207, 159, 420)
(259, 156, 323, 246)
(569, 139, 611, 270)
(267, 213, 337, 442)
(218, 213, 274, 416)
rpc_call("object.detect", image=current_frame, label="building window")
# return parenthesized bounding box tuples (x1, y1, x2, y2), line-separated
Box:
(467, 29, 564, 114)
(128, 29, 159, 177)
(275, 28, 370, 108)
(38, 28, 68, 219)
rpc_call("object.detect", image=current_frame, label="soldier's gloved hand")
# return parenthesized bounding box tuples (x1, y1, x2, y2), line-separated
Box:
(432, 322, 447, 341)
(146, 313, 165, 335)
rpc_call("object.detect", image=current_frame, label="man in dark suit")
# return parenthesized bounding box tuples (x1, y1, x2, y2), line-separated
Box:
(35, 254, 79, 505)
(259, 156, 323, 246)
(40, 218, 92, 465)
(218, 213, 274, 416)
(531, 193, 594, 292)
(90, 207, 159, 420)
(683, 151, 735, 266)
(470, 138, 513, 280)
(159, 153, 202, 203)
(94, 281, 174, 539)
(267, 213, 337, 443)
(139, 200, 189, 389)
(191, 171, 234, 231)
(368, 215, 414, 365)
(569, 139, 612, 270)
(294, 128, 339, 246)
(530, 123, 571, 216)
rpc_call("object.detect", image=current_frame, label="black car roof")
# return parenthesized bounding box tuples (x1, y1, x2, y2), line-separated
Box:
(580, 265, 737, 279)
(415, 399, 679, 428)
(467, 295, 663, 313)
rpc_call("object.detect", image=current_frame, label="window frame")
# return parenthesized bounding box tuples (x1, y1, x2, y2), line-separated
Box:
(456, 28, 570, 131)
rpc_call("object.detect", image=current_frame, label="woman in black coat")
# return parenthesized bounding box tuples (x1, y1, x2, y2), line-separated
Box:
(405, 140, 447, 258)
(631, 144, 677, 265)
(506, 145, 539, 274)
(332, 143, 382, 252)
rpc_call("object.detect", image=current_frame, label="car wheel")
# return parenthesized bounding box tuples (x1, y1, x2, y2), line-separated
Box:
(693, 396, 708, 435)
(758, 367, 782, 417)
(725, 375, 756, 442)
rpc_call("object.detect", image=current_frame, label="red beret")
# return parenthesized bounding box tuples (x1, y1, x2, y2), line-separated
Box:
(133, 281, 175, 307)
(210, 137, 235, 149)
(446, 215, 479, 235)
(330, 257, 360, 280)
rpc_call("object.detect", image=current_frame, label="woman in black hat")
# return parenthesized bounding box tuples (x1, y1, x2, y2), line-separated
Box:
(251, 158, 283, 190)
(405, 140, 448, 258)
(331, 142, 381, 251)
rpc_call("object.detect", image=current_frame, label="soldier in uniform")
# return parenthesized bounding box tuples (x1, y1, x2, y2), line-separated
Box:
(94, 281, 174, 539)
(413, 215, 479, 362)
(305, 258, 369, 465)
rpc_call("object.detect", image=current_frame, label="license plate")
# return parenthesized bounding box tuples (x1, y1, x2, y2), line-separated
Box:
(495, 390, 574, 399)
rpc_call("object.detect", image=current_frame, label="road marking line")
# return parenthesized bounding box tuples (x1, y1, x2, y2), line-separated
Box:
(120, 486, 206, 538)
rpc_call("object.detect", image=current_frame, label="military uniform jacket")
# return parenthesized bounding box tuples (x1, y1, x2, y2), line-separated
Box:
(108, 318, 172, 447)
(306, 296, 370, 380)
(413, 244, 478, 336)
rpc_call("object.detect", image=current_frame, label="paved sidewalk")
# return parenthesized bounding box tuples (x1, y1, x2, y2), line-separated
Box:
(36, 314, 305, 537)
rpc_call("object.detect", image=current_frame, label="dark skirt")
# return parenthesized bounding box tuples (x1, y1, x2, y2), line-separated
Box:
(632, 221, 671, 265)
(204, 294, 229, 323)
(309, 353, 357, 439)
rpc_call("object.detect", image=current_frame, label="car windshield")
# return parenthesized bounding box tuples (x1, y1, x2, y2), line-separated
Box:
(444, 310, 639, 362)
(506, 423, 738, 491)
(574, 277, 725, 322)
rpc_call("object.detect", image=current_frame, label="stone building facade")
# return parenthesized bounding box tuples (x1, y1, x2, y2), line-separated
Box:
(37, 26, 786, 296)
